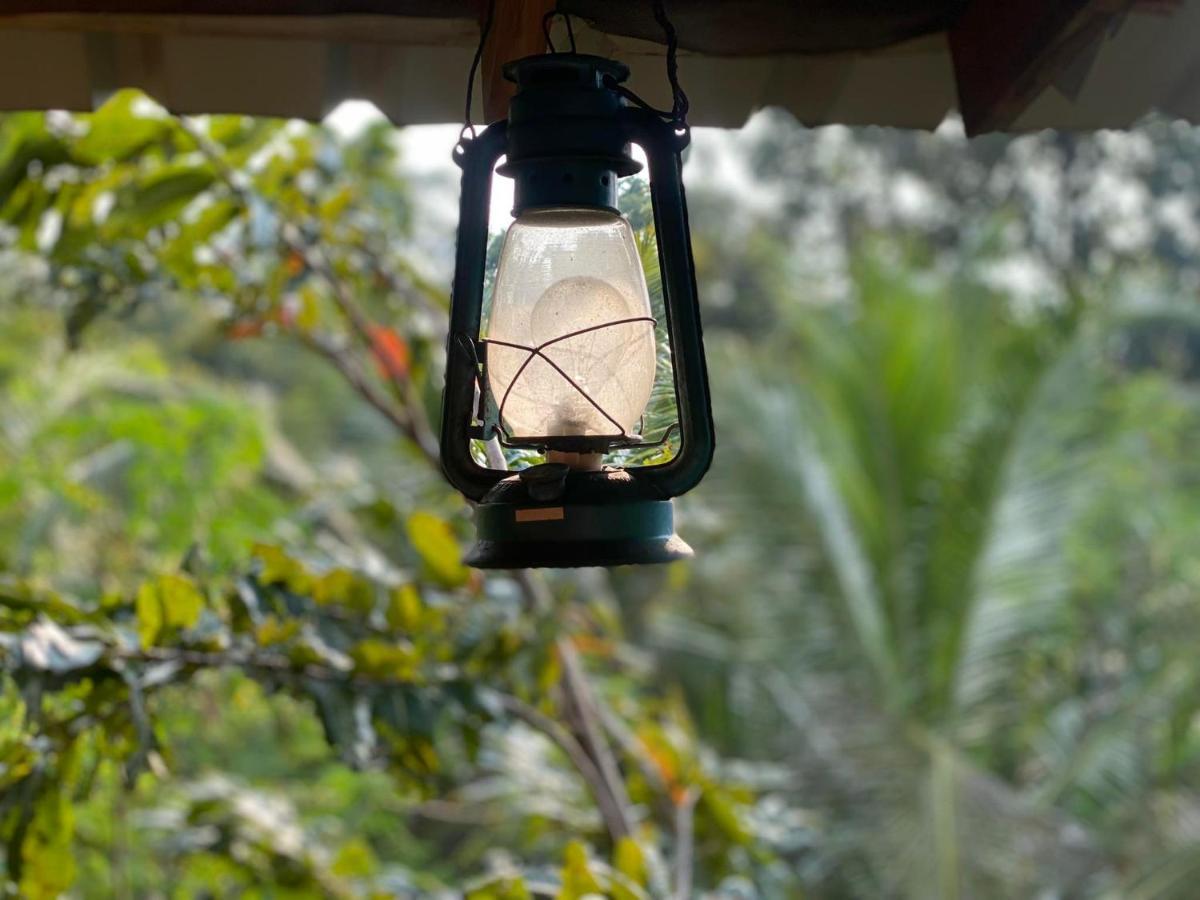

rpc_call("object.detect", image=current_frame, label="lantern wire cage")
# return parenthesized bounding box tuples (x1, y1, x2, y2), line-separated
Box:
(455, 324, 683, 455)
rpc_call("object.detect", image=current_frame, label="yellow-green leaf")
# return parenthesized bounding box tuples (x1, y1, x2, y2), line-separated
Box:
(295, 284, 322, 333)
(330, 838, 378, 878)
(135, 582, 162, 647)
(253, 543, 311, 592)
(702, 784, 753, 846)
(255, 615, 299, 647)
(157, 573, 204, 630)
(467, 877, 532, 900)
(558, 841, 604, 899)
(318, 185, 356, 222)
(613, 836, 647, 888)
(136, 574, 204, 647)
(406, 511, 468, 587)
(117, 164, 216, 230)
(313, 568, 373, 610)
(73, 89, 170, 165)
(19, 789, 76, 900)
(351, 639, 417, 680)
(537, 648, 562, 694)
(386, 583, 423, 632)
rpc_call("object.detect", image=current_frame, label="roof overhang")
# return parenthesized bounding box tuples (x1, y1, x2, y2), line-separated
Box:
(0, 1, 1195, 134)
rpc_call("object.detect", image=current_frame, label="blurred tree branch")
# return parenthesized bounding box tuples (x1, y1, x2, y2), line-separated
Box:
(174, 109, 653, 859)
(0, 99, 757, 894)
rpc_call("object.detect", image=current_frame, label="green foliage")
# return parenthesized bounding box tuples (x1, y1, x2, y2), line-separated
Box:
(136, 573, 204, 646)
(0, 93, 767, 897)
(5, 90, 1200, 899)
(0, 311, 284, 588)
(405, 512, 470, 588)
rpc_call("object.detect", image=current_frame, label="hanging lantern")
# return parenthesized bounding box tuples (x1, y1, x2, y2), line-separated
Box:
(440, 51, 714, 568)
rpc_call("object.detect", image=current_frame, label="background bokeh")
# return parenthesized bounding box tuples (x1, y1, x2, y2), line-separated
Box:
(4, 93, 1200, 897)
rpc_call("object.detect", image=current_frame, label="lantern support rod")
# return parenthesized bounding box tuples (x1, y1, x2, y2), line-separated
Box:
(619, 107, 714, 497)
(443, 120, 510, 501)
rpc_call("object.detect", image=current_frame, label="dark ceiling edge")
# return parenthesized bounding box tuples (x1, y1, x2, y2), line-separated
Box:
(558, 0, 970, 57)
(0, 2, 476, 14)
(0, 0, 970, 57)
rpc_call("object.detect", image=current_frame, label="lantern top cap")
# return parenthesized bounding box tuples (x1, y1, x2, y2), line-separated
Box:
(502, 53, 630, 90)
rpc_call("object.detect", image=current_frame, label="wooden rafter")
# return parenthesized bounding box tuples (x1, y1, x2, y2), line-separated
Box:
(477, 0, 555, 123)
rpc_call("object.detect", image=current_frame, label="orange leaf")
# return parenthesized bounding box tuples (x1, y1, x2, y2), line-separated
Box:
(642, 740, 679, 793)
(369, 325, 410, 382)
(284, 250, 306, 276)
(570, 634, 615, 658)
(225, 319, 265, 340)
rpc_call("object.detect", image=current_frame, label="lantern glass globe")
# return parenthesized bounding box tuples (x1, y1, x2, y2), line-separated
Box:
(486, 207, 656, 441)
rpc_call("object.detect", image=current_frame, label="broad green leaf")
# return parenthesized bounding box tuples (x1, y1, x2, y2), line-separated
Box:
(701, 784, 752, 846)
(558, 841, 604, 899)
(467, 876, 533, 900)
(537, 648, 562, 694)
(160, 196, 240, 283)
(73, 89, 171, 164)
(295, 284, 322, 333)
(406, 511, 468, 587)
(255, 615, 299, 646)
(157, 573, 204, 630)
(312, 568, 374, 611)
(330, 837, 378, 878)
(253, 543, 312, 593)
(18, 788, 76, 900)
(205, 115, 281, 165)
(385, 583, 423, 633)
(0, 114, 71, 203)
(136, 573, 204, 646)
(110, 163, 215, 231)
(350, 639, 417, 680)
(613, 837, 647, 889)
(135, 581, 163, 647)
(393, 734, 440, 775)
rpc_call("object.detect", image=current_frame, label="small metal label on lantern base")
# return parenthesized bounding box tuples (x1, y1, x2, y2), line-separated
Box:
(514, 506, 565, 523)
(440, 52, 715, 569)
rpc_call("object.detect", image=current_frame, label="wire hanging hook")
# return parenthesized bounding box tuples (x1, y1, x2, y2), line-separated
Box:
(542, 5, 578, 55)
(460, 0, 497, 143)
(598, 0, 690, 133)
(652, 0, 689, 127)
(460, 0, 686, 139)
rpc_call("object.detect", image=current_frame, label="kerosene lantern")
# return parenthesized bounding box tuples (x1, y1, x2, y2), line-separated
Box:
(440, 51, 714, 568)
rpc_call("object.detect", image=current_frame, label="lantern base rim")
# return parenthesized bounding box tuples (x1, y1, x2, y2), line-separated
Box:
(465, 531, 693, 569)
(465, 467, 691, 568)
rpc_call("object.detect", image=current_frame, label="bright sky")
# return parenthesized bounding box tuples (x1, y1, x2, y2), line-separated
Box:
(323, 99, 774, 235)
(324, 100, 513, 228)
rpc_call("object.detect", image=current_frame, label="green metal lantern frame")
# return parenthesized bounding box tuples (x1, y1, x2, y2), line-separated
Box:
(439, 53, 715, 568)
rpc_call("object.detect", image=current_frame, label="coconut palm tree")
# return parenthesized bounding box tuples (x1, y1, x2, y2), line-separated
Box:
(631, 248, 1200, 897)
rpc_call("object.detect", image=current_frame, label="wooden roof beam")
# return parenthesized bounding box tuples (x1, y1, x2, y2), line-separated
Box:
(949, 0, 1132, 135)
(477, 0, 555, 123)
